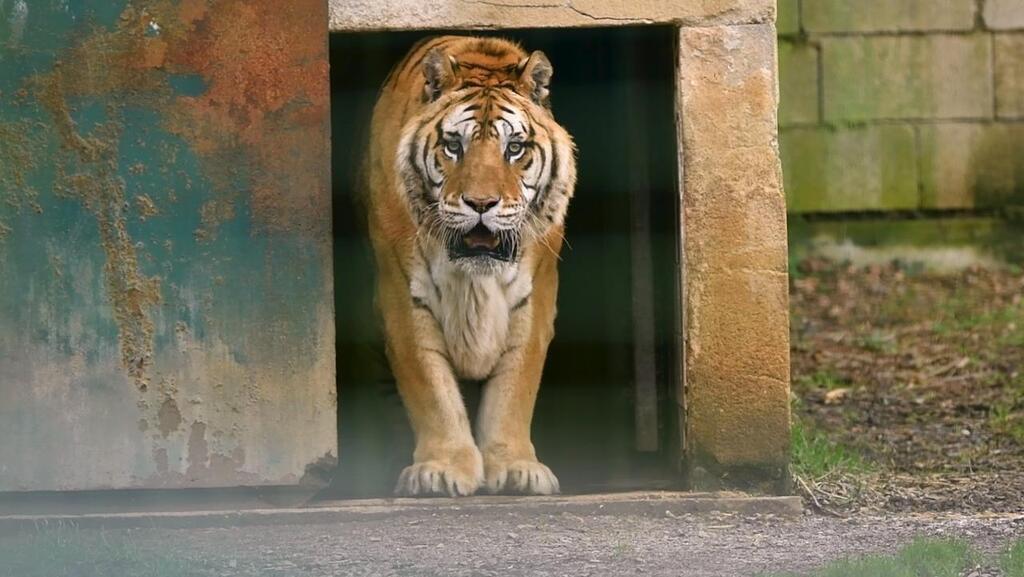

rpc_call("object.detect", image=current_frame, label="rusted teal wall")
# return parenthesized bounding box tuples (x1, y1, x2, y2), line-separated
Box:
(0, 0, 335, 491)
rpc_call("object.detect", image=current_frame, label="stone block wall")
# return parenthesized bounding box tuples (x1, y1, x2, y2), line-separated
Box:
(779, 0, 1024, 213)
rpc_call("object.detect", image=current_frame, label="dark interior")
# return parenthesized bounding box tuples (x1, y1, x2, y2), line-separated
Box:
(328, 27, 682, 497)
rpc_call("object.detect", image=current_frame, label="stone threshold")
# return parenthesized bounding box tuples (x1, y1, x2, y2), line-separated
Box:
(0, 491, 802, 534)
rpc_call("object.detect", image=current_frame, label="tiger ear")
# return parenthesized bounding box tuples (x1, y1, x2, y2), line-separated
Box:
(423, 48, 458, 102)
(518, 50, 553, 106)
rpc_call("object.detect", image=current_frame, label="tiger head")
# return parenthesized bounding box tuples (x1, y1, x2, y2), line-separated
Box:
(397, 38, 577, 275)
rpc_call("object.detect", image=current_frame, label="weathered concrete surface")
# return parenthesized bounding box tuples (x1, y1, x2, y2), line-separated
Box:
(677, 25, 791, 492)
(329, 0, 775, 31)
(803, 0, 977, 33)
(822, 34, 993, 122)
(919, 123, 1024, 209)
(780, 126, 919, 212)
(985, 0, 1024, 30)
(0, 492, 803, 531)
(0, 1, 336, 491)
(996, 34, 1024, 119)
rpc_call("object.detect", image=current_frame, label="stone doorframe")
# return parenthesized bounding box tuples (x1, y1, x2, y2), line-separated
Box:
(331, 0, 792, 493)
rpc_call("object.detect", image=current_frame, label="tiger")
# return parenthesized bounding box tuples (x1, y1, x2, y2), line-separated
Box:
(363, 35, 577, 496)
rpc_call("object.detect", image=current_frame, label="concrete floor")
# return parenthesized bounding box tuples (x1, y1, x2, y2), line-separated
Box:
(2, 493, 1023, 576)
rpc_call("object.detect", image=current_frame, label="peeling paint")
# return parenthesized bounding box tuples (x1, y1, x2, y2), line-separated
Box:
(0, 120, 46, 243)
(35, 75, 163, 387)
(156, 397, 182, 435)
(194, 197, 235, 242)
(134, 193, 159, 220)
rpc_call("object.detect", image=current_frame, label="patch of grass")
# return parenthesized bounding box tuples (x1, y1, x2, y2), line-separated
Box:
(796, 370, 852, 391)
(0, 527, 209, 577)
(857, 331, 897, 354)
(1002, 538, 1024, 577)
(989, 402, 1024, 444)
(791, 418, 869, 480)
(933, 294, 1024, 344)
(761, 538, 976, 577)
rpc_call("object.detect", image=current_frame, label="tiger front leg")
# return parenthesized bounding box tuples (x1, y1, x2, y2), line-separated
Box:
(476, 260, 560, 495)
(377, 254, 483, 497)
(391, 347, 484, 497)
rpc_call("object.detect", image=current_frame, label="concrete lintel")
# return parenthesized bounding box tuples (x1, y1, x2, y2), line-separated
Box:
(329, 0, 775, 32)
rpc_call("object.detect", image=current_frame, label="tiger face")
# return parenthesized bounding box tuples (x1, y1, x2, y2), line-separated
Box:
(397, 44, 576, 275)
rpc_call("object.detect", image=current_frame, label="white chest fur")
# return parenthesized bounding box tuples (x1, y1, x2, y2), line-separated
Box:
(409, 251, 532, 381)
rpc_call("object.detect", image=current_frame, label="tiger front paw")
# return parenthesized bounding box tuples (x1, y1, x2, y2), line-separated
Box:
(483, 455, 560, 495)
(395, 445, 484, 497)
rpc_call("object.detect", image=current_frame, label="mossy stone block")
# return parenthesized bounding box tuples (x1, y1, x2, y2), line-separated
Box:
(782, 126, 919, 213)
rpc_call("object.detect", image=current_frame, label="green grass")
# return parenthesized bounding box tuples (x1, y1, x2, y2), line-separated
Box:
(932, 293, 1024, 345)
(796, 370, 852, 391)
(0, 527, 209, 577)
(857, 331, 897, 354)
(761, 538, 976, 577)
(1003, 538, 1024, 577)
(790, 417, 869, 480)
(988, 402, 1024, 444)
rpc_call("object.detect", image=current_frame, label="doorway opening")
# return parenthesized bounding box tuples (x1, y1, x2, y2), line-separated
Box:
(329, 27, 682, 497)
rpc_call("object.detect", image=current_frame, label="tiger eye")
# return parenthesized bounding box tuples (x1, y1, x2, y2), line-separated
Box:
(507, 142, 524, 156)
(444, 140, 462, 155)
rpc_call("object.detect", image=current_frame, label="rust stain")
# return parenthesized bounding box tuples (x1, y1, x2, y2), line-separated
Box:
(0, 120, 46, 242)
(134, 194, 159, 220)
(194, 197, 235, 242)
(158, 0, 331, 235)
(30, 0, 330, 239)
(21, 0, 329, 383)
(156, 396, 182, 435)
(34, 73, 162, 389)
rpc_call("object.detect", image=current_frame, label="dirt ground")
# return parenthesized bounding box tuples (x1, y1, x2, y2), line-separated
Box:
(790, 259, 1024, 514)
(68, 510, 1024, 573)
(19, 508, 1018, 577)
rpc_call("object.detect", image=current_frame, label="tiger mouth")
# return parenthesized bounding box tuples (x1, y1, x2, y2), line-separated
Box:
(448, 223, 516, 262)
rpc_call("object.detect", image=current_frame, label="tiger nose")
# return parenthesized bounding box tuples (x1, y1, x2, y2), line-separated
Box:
(463, 195, 499, 214)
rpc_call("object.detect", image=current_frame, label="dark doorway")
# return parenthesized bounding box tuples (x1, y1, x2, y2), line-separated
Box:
(329, 27, 682, 497)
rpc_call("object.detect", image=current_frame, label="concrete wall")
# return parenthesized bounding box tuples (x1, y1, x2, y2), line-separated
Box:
(779, 0, 1024, 213)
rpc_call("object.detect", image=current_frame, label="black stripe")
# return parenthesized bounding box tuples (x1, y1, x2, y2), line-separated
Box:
(549, 142, 560, 184)
(531, 145, 548, 207)
(422, 131, 439, 188)
(457, 89, 483, 103)
(403, 37, 458, 81)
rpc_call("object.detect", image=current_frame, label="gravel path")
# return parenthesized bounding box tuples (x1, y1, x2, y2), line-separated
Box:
(122, 509, 1024, 576)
